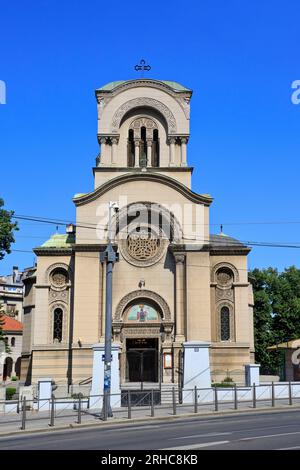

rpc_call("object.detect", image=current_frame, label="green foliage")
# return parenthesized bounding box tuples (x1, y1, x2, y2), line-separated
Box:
(250, 266, 300, 374)
(5, 387, 16, 400)
(11, 376, 18, 381)
(0, 198, 18, 260)
(212, 377, 236, 388)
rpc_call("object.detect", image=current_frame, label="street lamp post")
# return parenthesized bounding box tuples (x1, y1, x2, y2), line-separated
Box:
(100, 201, 119, 419)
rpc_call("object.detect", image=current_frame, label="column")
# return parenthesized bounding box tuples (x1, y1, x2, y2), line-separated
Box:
(99, 137, 107, 165)
(174, 254, 186, 342)
(169, 137, 176, 166)
(134, 139, 140, 167)
(147, 140, 152, 167)
(180, 137, 188, 166)
(111, 137, 118, 165)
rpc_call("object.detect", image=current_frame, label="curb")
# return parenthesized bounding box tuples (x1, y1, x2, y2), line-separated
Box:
(1, 404, 300, 439)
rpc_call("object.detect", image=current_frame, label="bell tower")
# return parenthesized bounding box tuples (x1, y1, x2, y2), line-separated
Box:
(94, 79, 193, 188)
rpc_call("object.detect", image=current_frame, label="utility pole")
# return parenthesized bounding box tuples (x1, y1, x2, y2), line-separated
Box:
(100, 201, 119, 419)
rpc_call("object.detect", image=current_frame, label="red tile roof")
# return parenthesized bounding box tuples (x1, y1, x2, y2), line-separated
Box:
(1, 316, 23, 332)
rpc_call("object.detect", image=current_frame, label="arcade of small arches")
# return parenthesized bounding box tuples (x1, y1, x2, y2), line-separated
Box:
(2, 343, 21, 381)
(98, 111, 189, 168)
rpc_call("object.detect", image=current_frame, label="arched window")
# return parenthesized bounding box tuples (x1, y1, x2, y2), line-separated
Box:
(152, 129, 159, 167)
(140, 126, 147, 167)
(128, 117, 159, 168)
(11, 337, 15, 347)
(220, 306, 230, 341)
(127, 129, 134, 167)
(53, 308, 63, 343)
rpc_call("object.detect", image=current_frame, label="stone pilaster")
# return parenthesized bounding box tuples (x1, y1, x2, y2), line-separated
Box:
(169, 137, 176, 166)
(174, 253, 186, 343)
(180, 137, 188, 166)
(111, 137, 118, 165)
(146, 140, 152, 167)
(134, 139, 140, 167)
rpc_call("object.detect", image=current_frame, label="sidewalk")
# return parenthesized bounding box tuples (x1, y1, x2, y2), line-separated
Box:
(1, 398, 300, 437)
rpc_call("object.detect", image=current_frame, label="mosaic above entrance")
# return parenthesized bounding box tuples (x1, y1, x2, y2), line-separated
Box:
(127, 303, 159, 322)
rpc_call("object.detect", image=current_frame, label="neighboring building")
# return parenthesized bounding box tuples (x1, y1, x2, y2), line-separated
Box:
(268, 339, 300, 381)
(1, 316, 23, 380)
(0, 266, 24, 321)
(21, 78, 255, 389)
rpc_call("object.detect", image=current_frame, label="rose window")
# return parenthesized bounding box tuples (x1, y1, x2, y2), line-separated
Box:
(50, 269, 68, 288)
(127, 231, 160, 261)
(216, 267, 233, 286)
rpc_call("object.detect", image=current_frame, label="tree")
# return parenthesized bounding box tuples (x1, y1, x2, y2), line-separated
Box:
(0, 198, 18, 260)
(250, 266, 300, 374)
(250, 268, 281, 374)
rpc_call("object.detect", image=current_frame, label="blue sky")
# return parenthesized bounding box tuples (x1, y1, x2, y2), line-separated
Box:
(0, 0, 299, 274)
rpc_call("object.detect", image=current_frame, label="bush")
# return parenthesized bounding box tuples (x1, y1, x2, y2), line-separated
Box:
(11, 376, 18, 381)
(6, 387, 16, 400)
(211, 377, 236, 388)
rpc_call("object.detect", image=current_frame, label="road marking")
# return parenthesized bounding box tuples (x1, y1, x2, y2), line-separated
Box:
(172, 432, 231, 440)
(241, 431, 300, 441)
(161, 441, 229, 450)
(277, 445, 300, 450)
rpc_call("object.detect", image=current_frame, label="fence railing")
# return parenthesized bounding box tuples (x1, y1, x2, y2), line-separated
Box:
(1, 382, 300, 432)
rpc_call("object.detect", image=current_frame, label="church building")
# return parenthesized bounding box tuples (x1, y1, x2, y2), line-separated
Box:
(21, 78, 255, 391)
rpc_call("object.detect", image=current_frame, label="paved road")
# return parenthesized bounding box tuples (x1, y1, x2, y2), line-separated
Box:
(0, 409, 300, 450)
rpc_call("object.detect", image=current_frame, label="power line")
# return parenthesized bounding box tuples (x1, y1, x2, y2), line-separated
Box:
(13, 213, 300, 229)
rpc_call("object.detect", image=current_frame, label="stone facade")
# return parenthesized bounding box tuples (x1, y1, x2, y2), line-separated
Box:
(21, 79, 254, 387)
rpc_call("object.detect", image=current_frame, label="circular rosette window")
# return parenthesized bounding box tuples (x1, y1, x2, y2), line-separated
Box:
(50, 268, 68, 290)
(120, 226, 167, 267)
(216, 267, 234, 287)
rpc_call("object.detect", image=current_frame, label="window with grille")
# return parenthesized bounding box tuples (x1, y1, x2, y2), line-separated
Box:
(53, 308, 63, 342)
(220, 306, 230, 341)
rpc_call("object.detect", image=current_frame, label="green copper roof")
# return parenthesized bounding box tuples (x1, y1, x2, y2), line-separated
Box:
(40, 233, 75, 248)
(97, 79, 191, 92)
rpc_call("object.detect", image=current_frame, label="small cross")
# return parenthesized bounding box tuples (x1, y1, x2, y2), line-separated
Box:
(134, 59, 151, 78)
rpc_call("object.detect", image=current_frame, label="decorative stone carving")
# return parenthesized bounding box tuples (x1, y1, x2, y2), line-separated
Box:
(121, 327, 161, 336)
(115, 201, 183, 244)
(50, 269, 67, 288)
(120, 229, 167, 267)
(174, 253, 185, 264)
(45, 262, 72, 285)
(216, 268, 233, 286)
(111, 98, 177, 134)
(179, 97, 191, 119)
(211, 262, 239, 283)
(215, 287, 233, 301)
(114, 290, 171, 321)
(49, 288, 69, 304)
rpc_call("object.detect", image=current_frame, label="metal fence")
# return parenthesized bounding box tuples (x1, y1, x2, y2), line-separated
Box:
(1, 382, 300, 433)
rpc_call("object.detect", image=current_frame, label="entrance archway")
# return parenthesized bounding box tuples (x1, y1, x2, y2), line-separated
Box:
(126, 338, 159, 383)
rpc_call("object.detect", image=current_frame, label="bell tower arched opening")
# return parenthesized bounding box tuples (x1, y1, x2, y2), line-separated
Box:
(127, 116, 161, 168)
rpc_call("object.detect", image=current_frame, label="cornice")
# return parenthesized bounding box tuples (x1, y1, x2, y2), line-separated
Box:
(210, 248, 251, 255)
(93, 166, 194, 175)
(95, 79, 193, 100)
(73, 244, 118, 252)
(73, 172, 213, 207)
(33, 248, 73, 256)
